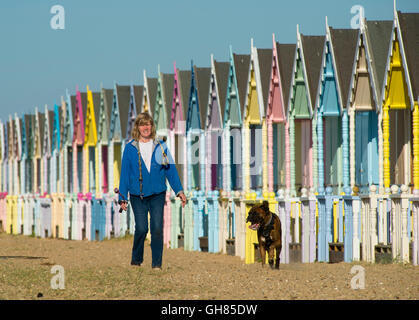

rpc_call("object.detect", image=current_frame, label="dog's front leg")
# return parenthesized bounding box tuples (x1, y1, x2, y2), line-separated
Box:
(270, 239, 282, 270)
(268, 246, 275, 269)
(260, 244, 266, 267)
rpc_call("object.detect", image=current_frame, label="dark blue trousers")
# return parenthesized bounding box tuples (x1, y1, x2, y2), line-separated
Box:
(129, 191, 166, 267)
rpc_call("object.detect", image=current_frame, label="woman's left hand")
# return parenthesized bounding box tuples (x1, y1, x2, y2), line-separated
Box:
(178, 192, 187, 208)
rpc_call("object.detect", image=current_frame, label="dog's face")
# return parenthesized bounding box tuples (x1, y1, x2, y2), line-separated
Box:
(246, 201, 269, 231)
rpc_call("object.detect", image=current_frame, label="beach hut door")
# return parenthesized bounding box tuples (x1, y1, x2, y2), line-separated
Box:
(355, 111, 378, 192)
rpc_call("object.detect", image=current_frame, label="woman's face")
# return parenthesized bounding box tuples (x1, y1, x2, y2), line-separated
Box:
(139, 121, 152, 139)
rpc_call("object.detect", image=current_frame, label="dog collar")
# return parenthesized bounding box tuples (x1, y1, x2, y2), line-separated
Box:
(266, 213, 272, 227)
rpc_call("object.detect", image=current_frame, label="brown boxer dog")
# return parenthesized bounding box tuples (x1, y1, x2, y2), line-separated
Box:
(246, 201, 282, 269)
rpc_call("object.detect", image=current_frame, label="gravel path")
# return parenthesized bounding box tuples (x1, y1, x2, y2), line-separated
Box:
(0, 233, 418, 300)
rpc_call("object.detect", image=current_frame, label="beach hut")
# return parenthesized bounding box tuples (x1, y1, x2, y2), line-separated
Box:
(270, 35, 297, 195)
(186, 64, 210, 192)
(121, 83, 142, 236)
(13, 115, 22, 197)
(84, 87, 101, 195)
(15, 115, 24, 235)
(2, 121, 9, 231)
(108, 83, 130, 192)
(242, 40, 272, 195)
(8, 118, 17, 196)
(5, 121, 9, 195)
(349, 20, 393, 194)
(223, 49, 250, 194)
(31, 109, 45, 237)
(221, 49, 250, 258)
(109, 83, 131, 237)
(382, 9, 419, 264)
(10, 117, 19, 196)
(20, 114, 31, 195)
(241, 40, 273, 264)
(154, 70, 174, 248)
(7, 116, 19, 234)
(186, 63, 211, 251)
(206, 56, 229, 193)
(316, 20, 358, 264)
(61, 91, 75, 239)
(97, 87, 113, 196)
(97, 86, 114, 238)
(316, 20, 358, 195)
(20, 114, 35, 236)
(288, 30, 323, 197)
(5, 120, 12, 234)
(62, 91, 74, 196)
(23, 114, 36, 236)
(72, 89, 87, 196)
(352, 18, 393, 264)
(83, 86, 104, 240)
(71, 89, 88, 240)
(109, 84, 130, 193)
(170, 65, 190, 193)
(17, 115, 24, 199)
(38, 105, 54, 238)
(42, 106, 54, 194)
(50, 103, 65, 238)
(58, 96, 66, 195)
(0, 121, 5, 231)
(169, 64, 191, 249)
(381, 10, 419, 191)
(206, 56, 229, 253)
(51, 99, 67, 238)
(33, 109, 45, 195)
(50, 104, 62, 194)
(0, 121, 4, 193)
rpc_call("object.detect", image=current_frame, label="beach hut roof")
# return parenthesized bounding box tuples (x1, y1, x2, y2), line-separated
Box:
(162, 74, 174, 127)
(133, 85, 144, 115)
(178, 70, 192, 119)
(38, 112, 45, 152)
(48, 109, 54, 144)
(398, 11, 419, 101)
(257, 48, 273, 108)
(80, 92, 87, 123)
(214, 60, 230, 123)
(365, 20, 393, 104)
(116, 84, 131, 139)
(233, 54, 251, 116)
(146, 78, 158, 115)
(24, 114, 32, 149)
(329, 27, 359, 108)
(102, 88, 114, 127)
(300, 36, 325, 109)
(277, 43, 297, 112)
(92, 92, 101, 127)
(194, 66, 211, 130)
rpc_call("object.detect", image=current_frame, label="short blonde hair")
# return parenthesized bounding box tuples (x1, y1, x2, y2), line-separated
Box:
(131, 112, 156, 141)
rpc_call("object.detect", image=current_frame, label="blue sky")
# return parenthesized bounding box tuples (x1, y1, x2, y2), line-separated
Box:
(0, 0, 418, 120)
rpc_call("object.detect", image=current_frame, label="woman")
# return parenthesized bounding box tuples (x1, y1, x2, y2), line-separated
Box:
(118, 112, 187, 270)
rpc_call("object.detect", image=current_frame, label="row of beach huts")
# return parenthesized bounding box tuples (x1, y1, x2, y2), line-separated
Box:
(1, 7, 419, 266)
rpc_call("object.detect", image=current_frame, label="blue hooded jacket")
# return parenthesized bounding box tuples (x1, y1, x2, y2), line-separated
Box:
(118, 139, 183, 201)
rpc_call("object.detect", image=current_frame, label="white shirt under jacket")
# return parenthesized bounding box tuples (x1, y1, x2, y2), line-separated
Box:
(139, 140, 153, 173)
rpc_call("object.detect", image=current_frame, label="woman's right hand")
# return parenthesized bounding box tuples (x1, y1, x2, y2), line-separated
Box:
(120, 201, 128, 212)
